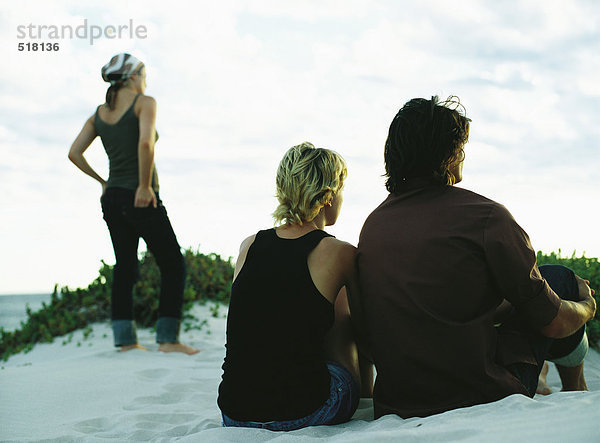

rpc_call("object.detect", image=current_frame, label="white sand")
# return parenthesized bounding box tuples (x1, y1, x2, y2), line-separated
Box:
(1, 303, 599, 442)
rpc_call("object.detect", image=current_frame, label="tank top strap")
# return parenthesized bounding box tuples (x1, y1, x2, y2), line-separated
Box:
(128, 93, 142, 117)
(93, 105, 102, 127)
(296, 229, 334, 255)
(131, 92, 142, 107)
(93, 93, 139, 127)
(258, 228, 334, 257)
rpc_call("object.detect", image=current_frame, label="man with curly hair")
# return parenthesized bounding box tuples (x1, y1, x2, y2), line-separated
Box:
(357, 96, 596, 419)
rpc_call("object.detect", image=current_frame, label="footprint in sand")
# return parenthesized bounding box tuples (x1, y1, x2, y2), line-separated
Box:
(135, 368, 170, 381)
(123, 391, 184, 410)
(74, 413, 204, 439)
(73, 417, 114, 435)
(132, 415, 221, 438)
(134, 412, 198, 425)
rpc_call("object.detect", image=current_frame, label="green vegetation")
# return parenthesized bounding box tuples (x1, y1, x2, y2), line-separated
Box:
(1, 250, 598, 361)
(536, 251, 600, 351)
(0, 249, 234, 361)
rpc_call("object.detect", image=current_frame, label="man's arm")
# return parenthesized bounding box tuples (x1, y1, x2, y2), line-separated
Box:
(484, 204, 567, 329)
(540, 275, 596, 338)
(494, 299, 513, 324)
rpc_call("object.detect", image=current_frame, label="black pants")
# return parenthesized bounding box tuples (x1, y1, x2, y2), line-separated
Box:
(503, 265, 587, 395)
(101, 187, 185, 345)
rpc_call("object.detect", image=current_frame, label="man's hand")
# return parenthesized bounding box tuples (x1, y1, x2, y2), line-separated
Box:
(134, 186, 157, 208)
(576, 274, 596, 315)
(541, 275, 596, 339)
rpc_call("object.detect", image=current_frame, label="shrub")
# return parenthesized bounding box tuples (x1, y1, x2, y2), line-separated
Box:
(0, 248, 233, 361)
(2, 249, 597, 361)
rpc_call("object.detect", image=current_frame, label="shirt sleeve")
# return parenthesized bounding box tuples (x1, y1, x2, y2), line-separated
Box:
(483, 204, 561, 328)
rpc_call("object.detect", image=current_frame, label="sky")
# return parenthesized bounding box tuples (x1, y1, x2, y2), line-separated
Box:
(1, 0, 598, 294)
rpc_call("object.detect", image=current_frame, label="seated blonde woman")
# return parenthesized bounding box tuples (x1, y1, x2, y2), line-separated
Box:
(217, 142, 372, 431)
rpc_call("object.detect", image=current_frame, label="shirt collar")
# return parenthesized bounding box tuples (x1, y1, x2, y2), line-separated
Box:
(394, 176, 446, 193)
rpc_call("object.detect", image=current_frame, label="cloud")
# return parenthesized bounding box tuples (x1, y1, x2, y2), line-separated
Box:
(1, 0, 599, 293)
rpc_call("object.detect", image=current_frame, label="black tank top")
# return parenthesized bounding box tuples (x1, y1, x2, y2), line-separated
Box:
(218, 228, 335, 421)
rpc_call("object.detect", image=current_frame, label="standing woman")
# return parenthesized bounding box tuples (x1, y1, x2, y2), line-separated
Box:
(218, 142, 372, 431)
(68, 53, 198, 354)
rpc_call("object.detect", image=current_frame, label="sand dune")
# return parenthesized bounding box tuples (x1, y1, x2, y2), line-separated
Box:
(1, 304, 599, 442)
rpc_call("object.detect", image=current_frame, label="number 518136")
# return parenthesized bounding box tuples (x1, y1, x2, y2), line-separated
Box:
(18, 42, 60, 51)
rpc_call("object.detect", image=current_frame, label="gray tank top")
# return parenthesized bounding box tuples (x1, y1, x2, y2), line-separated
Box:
(94, 93, 159, 192)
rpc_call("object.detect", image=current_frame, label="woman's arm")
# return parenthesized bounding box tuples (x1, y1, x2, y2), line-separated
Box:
(340, 244, 373, 363)
(68, 116, 105, 194)
(309, 238, 372, 359)
(135, 95, 158, 207)
(338, 243, 374, 397)
(233, 234, 257, 282)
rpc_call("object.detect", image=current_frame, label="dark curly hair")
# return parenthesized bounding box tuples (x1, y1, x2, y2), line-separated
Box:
(384, 96, 470, 193)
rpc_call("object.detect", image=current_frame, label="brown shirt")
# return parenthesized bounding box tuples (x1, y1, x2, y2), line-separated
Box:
(357, 178, 561, 418)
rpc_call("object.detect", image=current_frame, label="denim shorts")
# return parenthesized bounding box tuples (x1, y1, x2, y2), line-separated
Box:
(221, 361, 359, 431)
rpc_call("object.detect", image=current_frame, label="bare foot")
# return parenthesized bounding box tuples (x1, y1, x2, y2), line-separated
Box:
(536, 361, 552, 395)
(158, 342, 201, 355)
(120, 344, 148, 352)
